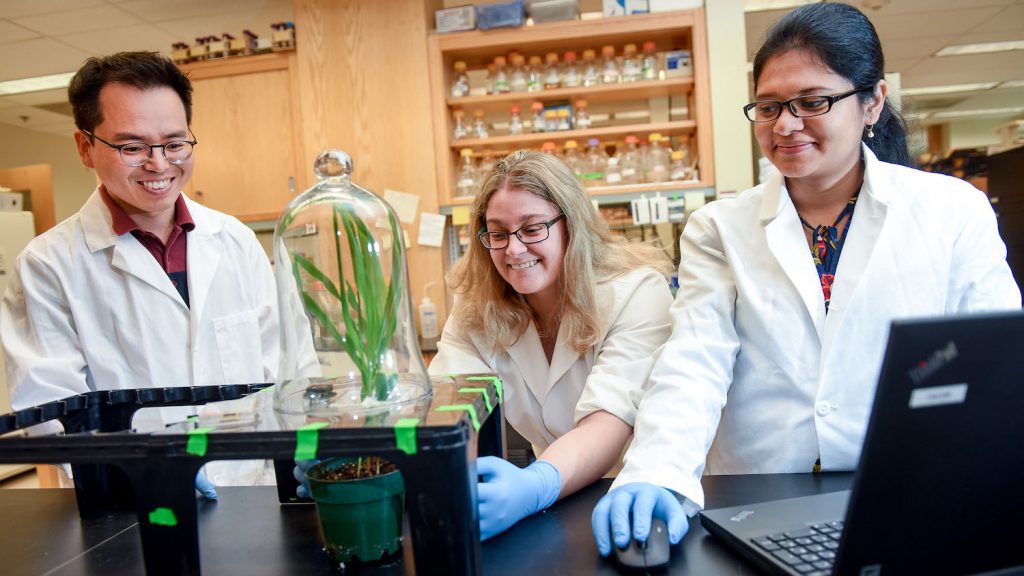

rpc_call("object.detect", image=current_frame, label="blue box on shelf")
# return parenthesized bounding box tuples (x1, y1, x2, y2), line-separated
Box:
(476, 0, 525, 30)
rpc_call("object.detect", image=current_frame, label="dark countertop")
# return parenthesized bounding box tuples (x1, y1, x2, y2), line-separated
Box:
(0, 472, 853, 575)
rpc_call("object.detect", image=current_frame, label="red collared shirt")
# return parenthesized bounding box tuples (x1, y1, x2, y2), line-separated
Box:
(99, 187, 195, 307)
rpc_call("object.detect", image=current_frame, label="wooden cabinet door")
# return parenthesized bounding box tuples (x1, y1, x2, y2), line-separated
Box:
(186, 64, 300, 221)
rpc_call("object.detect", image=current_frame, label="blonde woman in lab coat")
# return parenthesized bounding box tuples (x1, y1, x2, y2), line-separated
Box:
(429, 150, 674, 539)
(592, 2, 1022, 554)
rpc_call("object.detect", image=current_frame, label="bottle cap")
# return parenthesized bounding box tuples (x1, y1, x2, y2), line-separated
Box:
(531, 101, 544, 111)
(454, 61, 466, 71)
(564, 140, 578, 149)
(529, 55, 542, 65)
(557, 109, 569, 117)
(564, 51, 577, 62)
(643, 41, 656, 52)
(583, 49, 596, 60)
(671, 150, 683, 160)
(546, 52, 558, 63)
(624, 43, 637, 54)
(649, 133, 662, 142)
(601, 45, 615, 57)
(575, 99, 587, 108)
(510, 104, 521, 113)
(460, 148, 473, 157)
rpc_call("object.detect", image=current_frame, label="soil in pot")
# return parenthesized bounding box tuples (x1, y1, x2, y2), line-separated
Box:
(306, 457, 405, 564)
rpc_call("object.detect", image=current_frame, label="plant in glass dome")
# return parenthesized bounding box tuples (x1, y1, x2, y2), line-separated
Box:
(273, 150, 433, 566)
(272, 149, 432, 423)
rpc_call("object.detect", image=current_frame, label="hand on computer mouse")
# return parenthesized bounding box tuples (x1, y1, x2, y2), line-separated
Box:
(613, 518, 671, 571)
(591, 482, 688, 557)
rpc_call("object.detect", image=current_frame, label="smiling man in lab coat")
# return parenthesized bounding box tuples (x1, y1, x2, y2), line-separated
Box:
(0, 52, 280, 498)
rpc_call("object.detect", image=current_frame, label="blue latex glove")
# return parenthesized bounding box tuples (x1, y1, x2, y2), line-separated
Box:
(477, 456, 561, 540)
(293, 459, 319, 499)
(591, 482, 688, 556)
(195, 469, 217, 500)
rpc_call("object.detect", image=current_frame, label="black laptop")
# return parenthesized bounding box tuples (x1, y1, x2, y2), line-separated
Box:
(700, 311, 1024, 576)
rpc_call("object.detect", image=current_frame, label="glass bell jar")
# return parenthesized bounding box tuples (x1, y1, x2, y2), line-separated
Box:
(273, 149, 432, 426)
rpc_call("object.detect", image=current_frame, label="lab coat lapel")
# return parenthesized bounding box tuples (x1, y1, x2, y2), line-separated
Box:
(80, 189, 186, 306)
(506, 323, 552, 405)
(546, 328, 580, 401)
(185, 199, 224, 326)
(822, 147, 890, 350)
(761, 172, 825, 342)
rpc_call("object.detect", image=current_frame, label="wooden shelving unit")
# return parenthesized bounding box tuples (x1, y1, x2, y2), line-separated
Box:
(427, 9, 715, 206)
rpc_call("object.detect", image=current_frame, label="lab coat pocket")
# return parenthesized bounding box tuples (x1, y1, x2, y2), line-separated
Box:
(213, 310, 264, 383)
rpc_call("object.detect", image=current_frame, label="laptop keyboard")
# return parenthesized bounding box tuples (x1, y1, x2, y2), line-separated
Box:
(751, 520, 844, 575)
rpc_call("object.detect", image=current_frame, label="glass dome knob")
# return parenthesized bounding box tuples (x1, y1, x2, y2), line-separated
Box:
(313, 149, 353, 180)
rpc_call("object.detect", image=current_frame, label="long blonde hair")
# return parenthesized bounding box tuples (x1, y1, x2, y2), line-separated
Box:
(447, 150, 672, 353)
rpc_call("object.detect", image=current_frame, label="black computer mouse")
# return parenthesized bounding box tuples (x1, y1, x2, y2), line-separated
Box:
(613, 517, 671, 572)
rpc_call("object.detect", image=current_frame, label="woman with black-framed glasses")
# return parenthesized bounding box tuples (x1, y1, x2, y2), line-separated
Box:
(429, 150, 674, 540)
(595, 2, 1020, 554)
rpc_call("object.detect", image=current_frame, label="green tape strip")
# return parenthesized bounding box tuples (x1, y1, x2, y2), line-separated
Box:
(436, 404, 480, 431)
(294, 422, 329, 461)
(466, 376, 503, 403)
(458, 387, 493, 414)
(148, 507, 178, 526)
(394, 418, 420, 455)
(186, 426, 214, 457)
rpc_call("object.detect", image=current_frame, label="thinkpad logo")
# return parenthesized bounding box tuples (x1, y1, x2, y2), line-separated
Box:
(729, 510, 755, 522)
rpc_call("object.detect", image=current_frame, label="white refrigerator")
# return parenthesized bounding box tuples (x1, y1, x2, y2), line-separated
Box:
(0, 211, 35, 413)
(0, 211, 36, 480)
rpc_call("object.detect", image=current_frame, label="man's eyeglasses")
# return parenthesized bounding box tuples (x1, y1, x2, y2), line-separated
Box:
(478, 213, 565, 250)
(742, 86, 873, 122)
(82, 129, 198, 167)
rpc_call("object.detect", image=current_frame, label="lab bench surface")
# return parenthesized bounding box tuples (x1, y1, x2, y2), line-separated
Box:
(0, 472, 853, 575)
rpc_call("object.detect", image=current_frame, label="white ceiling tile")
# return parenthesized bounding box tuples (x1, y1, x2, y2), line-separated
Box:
(30, 120, 77, 137)
(870, 7, 1005, 40)
(885, 56, 926, 74)
(899, 51, 1024, 86)
(971, 4, 1024, 33)
(12, 4, 144, 36)
(118, 0, 291, 25)
(0, 0, 106, 19)
(955, 29, 1024, 44)
(944, 86, 1024, 110)
(851, 0, 1016, 15)
(57, 24, 179, 56)
(152, 5, 294, 42)
(0, 38, 90, 83)
(0, 19, 42, 44)
(882, 36, 955, 61)
(2, 88, 68, 106)
(0, 105, 74, 127)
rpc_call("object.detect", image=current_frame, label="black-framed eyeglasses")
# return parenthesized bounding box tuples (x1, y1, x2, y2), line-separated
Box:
(742, 86, 873, 122)
(478, 213, 565, 250)
(82, 129, 198, 167)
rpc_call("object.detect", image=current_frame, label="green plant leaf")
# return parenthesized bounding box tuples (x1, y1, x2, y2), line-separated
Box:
(293, 252, 341, 301)
(301, 290, 345, 350)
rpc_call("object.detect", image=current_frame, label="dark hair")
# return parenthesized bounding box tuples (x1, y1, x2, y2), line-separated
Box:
(753, 3, 913, 167)
(68, 51, 193, 133)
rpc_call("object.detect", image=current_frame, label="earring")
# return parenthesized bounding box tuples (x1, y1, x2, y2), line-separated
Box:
(866, 124, 875, 139)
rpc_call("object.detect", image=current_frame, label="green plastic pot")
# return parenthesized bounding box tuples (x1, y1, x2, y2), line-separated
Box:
(305, 457, 405, 563)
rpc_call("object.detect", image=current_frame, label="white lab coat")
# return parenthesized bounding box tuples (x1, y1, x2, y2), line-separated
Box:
(1, 188, 280, 416)
(429, 269, 673, 457)
(614, 147, 1021, 514)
